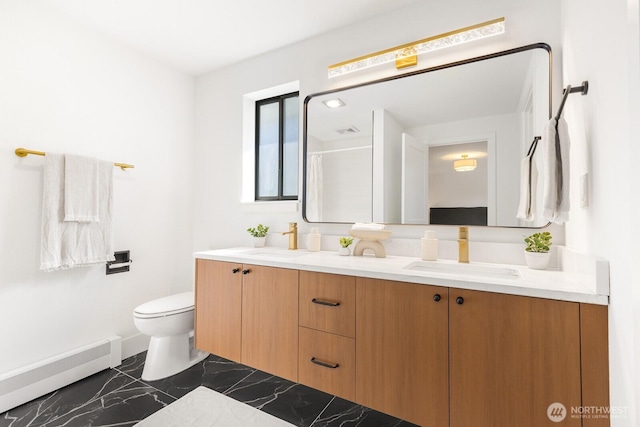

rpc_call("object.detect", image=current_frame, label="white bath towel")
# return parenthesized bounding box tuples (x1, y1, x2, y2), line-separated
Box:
(41, 153, 115, 271)
(541, 117, 571, 224)
(64, 154, 100, 222)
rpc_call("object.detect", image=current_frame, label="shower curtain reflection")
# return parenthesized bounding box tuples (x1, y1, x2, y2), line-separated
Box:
(305, 146, 372, 223)
(307, 154, 323, 221)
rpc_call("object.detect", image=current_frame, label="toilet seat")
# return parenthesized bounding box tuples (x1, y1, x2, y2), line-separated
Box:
(134, 292, 194, 319)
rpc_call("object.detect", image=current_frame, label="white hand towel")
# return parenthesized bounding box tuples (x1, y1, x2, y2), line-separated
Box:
(64, 154, 100, 222)
(516, 156, 534, 222)
(41, 154, 115, 271)
(541, 117, 571, 224)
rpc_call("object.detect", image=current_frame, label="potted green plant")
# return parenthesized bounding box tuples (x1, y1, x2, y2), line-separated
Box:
(247, 224, 269, 248)
(338, 236, 354, 256)
(523, 231, 552, 269)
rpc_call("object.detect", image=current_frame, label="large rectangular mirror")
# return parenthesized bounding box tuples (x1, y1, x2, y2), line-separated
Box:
(302, 43, 551, 227)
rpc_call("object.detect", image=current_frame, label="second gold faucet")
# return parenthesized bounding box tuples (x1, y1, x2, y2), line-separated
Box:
(458, 226, 469, 263)
(282, 222, 298, 250)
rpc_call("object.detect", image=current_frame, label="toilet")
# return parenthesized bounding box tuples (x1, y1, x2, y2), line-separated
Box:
(133, 291, 208, 381)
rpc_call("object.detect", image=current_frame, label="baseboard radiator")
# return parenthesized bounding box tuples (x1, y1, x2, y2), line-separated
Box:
(0, 336, 122, 413)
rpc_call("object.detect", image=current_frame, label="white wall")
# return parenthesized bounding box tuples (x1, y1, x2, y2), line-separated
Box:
(0, 2, 195, 372)
(561, 1, 639, 425)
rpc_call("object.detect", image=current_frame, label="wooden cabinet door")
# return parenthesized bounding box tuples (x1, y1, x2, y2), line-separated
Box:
(195, 259, 242, 362)
(580, 303, 610, 427)
(449, 289, 582, 427)
(356, 278, 449, 427)
(242, 264, 299, 382)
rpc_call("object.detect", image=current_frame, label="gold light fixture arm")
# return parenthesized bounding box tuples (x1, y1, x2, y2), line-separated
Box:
(15, 147, 134, 170)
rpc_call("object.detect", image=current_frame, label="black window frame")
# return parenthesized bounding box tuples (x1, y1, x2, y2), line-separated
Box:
(254, 91, 299, 201)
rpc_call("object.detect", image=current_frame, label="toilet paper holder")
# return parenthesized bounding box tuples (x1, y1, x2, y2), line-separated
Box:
(106, 250, 132, 275)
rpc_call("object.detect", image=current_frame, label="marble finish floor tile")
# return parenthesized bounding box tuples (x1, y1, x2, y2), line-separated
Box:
(141, 353, 256, 399)
(0, 370, 135, 427)
(114, 351, 146, 379)
(44, 381, 175, 427)
(224, 370, 334, 427)
(1, 352, 414, 427)
(310, 396, 419, 427)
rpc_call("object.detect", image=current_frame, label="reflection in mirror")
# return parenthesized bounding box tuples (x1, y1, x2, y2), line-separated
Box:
(429, 141, 490, 226)
(303, 43, 551, 227)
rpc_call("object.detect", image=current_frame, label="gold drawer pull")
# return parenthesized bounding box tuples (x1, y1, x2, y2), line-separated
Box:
(311, 298, 340, 307)
(311, 357, 339, 369)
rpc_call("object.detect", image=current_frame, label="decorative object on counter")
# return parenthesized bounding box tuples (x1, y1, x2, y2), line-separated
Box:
(247, 224, 269, 248)
(420, 230, 438, 261)
(524, 231, 552, 269)
(307, 227, 321, 252)
(349, 223, 391, 258)
(338, 236, 354, 256)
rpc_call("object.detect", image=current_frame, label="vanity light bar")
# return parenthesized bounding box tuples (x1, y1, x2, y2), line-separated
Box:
(328, 17, 505, 78)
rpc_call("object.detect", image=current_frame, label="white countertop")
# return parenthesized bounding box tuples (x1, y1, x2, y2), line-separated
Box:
(194, 247, 609, 305)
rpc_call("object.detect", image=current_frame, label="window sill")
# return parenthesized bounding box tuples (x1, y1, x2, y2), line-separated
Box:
(240, 201, 300, 213)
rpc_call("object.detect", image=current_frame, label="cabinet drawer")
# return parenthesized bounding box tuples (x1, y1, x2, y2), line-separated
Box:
(298, 327, 355, 401)
(299, 271, 355, 338)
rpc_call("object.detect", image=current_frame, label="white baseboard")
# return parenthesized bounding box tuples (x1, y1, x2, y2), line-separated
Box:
(121, 333, 150, 360)
(0, 336, 121, 413)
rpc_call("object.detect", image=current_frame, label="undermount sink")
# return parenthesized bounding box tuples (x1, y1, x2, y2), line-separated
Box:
(241, 248, 308, 258)
(403, 260, 522, 280)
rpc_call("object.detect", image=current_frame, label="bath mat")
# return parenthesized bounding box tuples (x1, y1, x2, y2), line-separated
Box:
(135, 386, 295, 426)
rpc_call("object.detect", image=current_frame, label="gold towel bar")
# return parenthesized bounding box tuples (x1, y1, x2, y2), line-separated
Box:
(15, 148, 134, 171)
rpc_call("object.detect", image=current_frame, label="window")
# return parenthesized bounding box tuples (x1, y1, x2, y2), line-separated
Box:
(255, 92, 299, 200)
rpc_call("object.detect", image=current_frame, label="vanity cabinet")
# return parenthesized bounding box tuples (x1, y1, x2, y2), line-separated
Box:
(355, 278, 449, 427)
(449, 289, 582, 427)
(298, 272, 356, 401)
(195, 260, 299, 382)
(195, 257, 609, 427)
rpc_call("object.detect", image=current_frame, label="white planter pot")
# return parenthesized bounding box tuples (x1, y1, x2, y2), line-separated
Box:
(524, 251, 550, 270)
(253, 236, 266, 248)
(338, 247, 351, 256)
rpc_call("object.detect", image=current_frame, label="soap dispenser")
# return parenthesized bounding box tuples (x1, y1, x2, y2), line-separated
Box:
(308, 227, 321, 252)
(421, 230, 438, 261)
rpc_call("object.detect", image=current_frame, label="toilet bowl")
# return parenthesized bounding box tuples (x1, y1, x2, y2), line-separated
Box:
(133, 291, 208, 381)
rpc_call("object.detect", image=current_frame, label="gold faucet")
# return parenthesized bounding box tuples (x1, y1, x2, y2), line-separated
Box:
(458, 226, 469, 263)
(282, 222, 298, 250)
